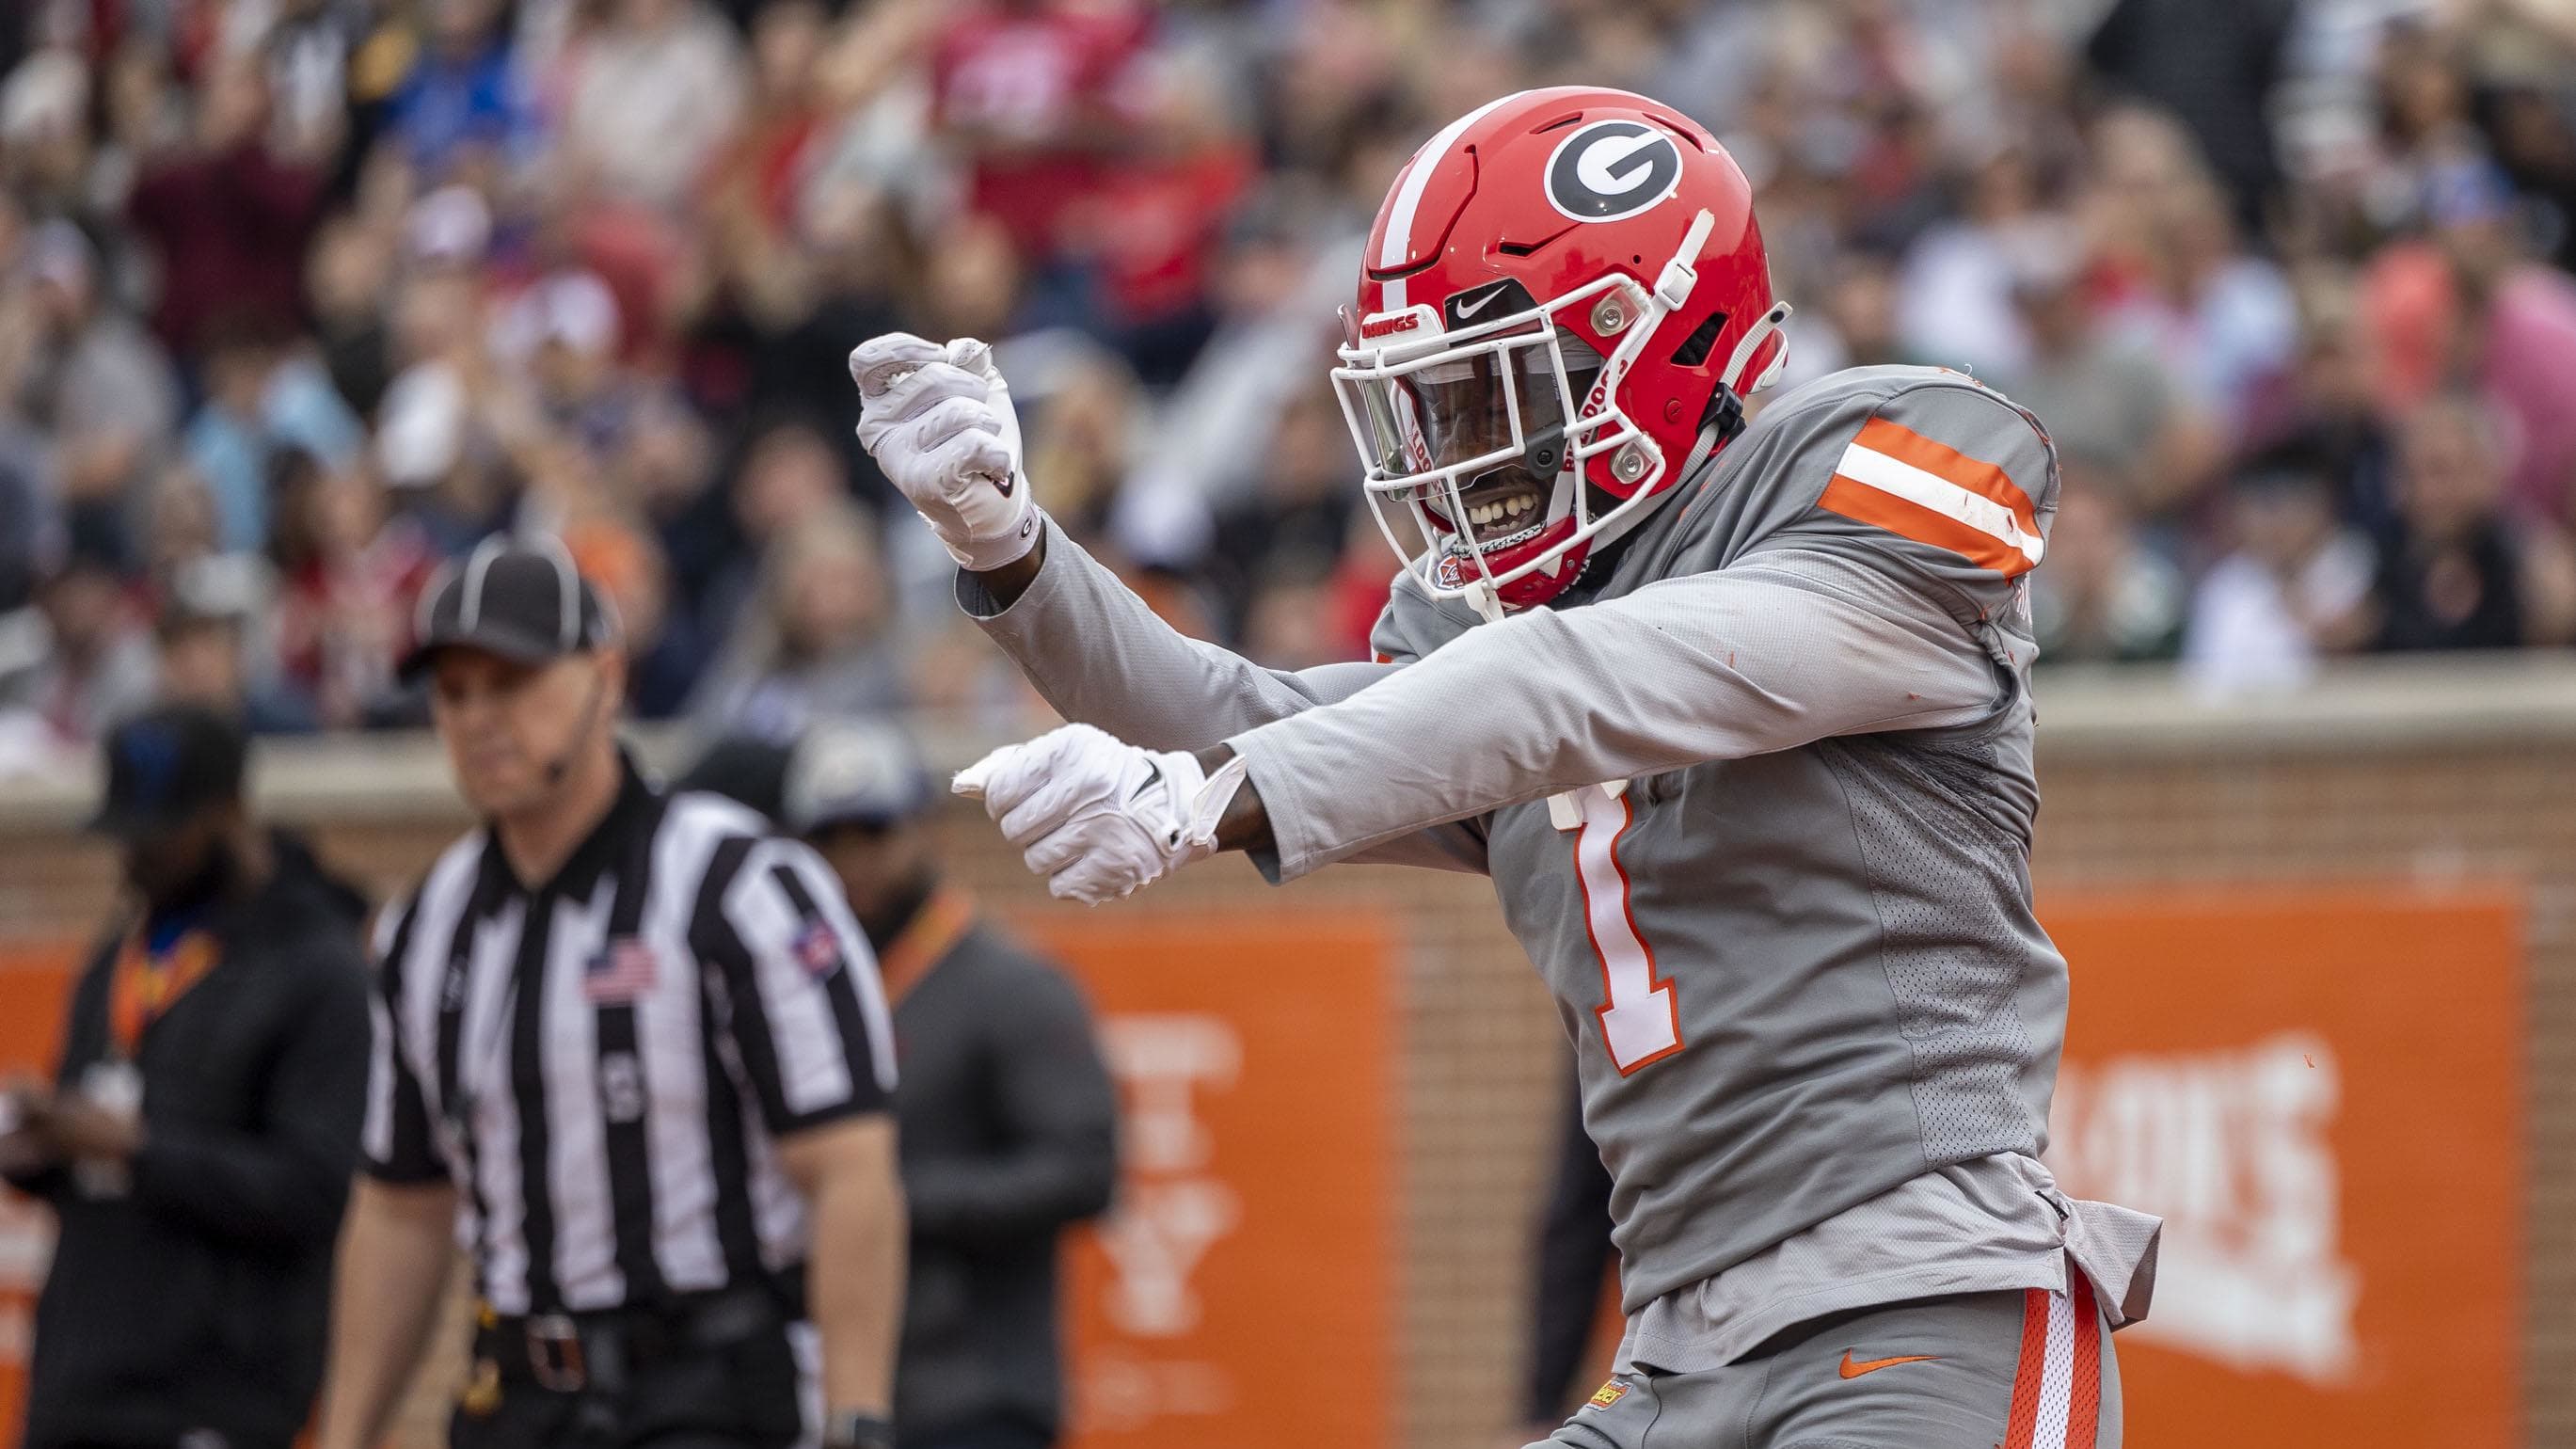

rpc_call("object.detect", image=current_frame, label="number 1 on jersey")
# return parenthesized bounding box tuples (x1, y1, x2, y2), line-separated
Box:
(1550, 783, 1684, 1074)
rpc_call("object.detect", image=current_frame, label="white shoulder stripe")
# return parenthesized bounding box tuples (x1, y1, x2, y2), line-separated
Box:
(1834, 440, 2045, 565)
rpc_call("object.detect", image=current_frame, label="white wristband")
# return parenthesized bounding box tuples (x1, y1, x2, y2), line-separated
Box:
(1182, 753, 1254, 853)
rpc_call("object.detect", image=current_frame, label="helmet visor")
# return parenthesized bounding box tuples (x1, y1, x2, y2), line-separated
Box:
(1336, 325, 1603, 501)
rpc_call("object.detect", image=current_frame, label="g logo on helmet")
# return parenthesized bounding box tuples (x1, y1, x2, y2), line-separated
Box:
(1544, 119, 1683, 224)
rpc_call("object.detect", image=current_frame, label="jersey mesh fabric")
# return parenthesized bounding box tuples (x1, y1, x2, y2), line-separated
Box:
(1821, 730, 2042, 1164)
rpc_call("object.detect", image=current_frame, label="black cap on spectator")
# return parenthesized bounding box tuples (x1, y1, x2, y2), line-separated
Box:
(676, 736, 795, 825)
(400, 534, 619, 681)
(88, 704, 248, 839)
(783, 720, 934, 835)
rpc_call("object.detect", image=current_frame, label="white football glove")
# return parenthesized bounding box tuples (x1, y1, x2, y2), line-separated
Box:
(952, 724, 1252, 905)
(847, 331, 1040, 572)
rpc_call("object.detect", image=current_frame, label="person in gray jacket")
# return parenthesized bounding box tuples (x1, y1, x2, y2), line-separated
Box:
(686, 723, 1120, 1449)
(851, 87, 2158, 1449)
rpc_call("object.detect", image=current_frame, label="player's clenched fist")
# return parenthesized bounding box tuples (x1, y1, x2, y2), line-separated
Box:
(952, 724, 1247, 904)
(847, 332, 1040, 571)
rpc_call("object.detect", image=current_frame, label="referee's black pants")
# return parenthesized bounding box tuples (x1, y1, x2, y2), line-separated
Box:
(452, 1325, 808, 1449)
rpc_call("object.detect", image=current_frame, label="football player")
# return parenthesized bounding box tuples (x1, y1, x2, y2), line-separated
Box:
(849, 88, 2159, 1449)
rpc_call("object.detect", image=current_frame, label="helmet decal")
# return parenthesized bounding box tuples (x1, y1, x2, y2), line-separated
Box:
(1544, 120, 1683, 223)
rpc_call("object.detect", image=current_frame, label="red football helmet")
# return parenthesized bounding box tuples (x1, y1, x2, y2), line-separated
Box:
(1331, 87, 1790, 614)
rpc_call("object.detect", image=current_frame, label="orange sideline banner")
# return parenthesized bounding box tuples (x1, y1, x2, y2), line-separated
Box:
(0, 941, 79, 1448)
(2043, 889, 2521, 1449)
(1027, 912, 1395, 1449)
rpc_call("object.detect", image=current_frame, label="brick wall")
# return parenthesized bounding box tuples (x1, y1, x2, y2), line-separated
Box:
(2, 664, 2568, 1447)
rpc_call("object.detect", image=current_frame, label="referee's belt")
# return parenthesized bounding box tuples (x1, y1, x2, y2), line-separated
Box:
(485, 1276, 799, 1395)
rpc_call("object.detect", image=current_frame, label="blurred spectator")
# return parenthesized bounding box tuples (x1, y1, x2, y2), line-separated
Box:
(2361, 165, 2576, 523)
(124, 57, 325, 358)
(492, 267, 634, 449)
(563, 0, 749, 214)
(183, 322, 364, 553)
(698, 413, 853, 644)
(3, 705, 369, 1449)
(2028, 454, 2189, 664)
(264, 0, 359, 167)
(1024, 345, 1146, 553)
(2103, 177, 2298, 443)
(2085, 0, 2295, 229)
(1121, 193, 1353, 524)
(0, 545, 158, 750)
(6, 0, 2576, 738)
(374, 354, 518, 557)
(722, 180, 908, 493)
(917, 212, 1034, 354)
(266, 453, 435, 727)
(1238, 568, 1347, 673)
(384, 0, 524, 181)
(2243, 279, 2399, 537)
(2364, 390, 2576, 651)
(135, 462, 228, 608)
(2182, 445, 2377, 693)
(0, 412, 50, 613)
(1776, 250, 1913, 389)
(689, 502, 906, 740)
(1208, 383, 1351, 637)
(1996, 229, 2218, 528)
(930, 0, 1150, 325)
(305, 212, 399, 419)
(1070, 54, 1255, 386)
(10, 219, 179, 532)
(153, 558, 322, 735)
(563, 506, 707, 718)
(1895, 145, 2055, 376)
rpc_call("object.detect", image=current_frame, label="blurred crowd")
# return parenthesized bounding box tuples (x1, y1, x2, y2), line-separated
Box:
(4, 0, 2576, 772)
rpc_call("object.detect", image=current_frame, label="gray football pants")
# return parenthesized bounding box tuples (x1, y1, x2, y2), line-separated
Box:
(1534, 1279, 2119, 1449)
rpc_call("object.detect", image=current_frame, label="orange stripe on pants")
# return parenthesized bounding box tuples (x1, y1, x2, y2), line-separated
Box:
(2065, 1274, 2103, 1449)
(2001, 1286, 2050, 1449)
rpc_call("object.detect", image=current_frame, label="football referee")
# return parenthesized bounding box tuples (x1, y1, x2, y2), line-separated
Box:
(314, 537, 907, 1449)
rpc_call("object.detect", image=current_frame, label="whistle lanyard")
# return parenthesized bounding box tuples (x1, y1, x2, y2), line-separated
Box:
(875, 888, 974, 1006)
(106, 925, 220, 1061)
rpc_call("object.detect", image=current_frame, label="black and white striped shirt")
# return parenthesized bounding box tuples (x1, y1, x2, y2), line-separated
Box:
(360, 759, 897, 1316)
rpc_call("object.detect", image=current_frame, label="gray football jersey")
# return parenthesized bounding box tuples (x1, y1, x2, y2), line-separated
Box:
(966, 364, 2155, 1323)
(1245, 364, 2067, 1310)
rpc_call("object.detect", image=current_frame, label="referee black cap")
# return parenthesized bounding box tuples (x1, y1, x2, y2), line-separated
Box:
(401, 534, 619, 681)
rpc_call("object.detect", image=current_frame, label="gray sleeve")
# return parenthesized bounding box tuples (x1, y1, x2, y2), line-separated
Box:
(961, 524, 1488, 874)
(1228, 548, 2000, 881)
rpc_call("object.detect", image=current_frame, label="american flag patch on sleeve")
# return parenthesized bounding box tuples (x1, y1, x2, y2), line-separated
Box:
(582, 938, 660, 1004)
(1817, 416, 2044, 578)
(791, 921, 842, 979)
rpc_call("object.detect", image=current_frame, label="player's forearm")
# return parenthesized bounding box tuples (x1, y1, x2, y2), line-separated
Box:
(1224, 564, 1995, 879)
(962, 521, 1400, 751)
(315, 1179, 458, 1449)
